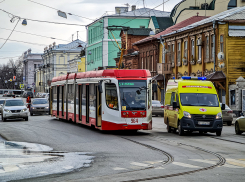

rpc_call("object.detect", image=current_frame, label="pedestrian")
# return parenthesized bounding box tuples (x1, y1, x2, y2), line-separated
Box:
(26, 95, 31, 111)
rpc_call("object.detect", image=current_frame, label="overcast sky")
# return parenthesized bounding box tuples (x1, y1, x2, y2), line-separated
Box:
(0, 0, 181, 64)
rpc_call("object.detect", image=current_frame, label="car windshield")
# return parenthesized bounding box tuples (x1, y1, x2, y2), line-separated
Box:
(0, 100, 4, 104)
(33, 99, 48, 104)
(5, 100, 24, 106)
(180, 93, 219, 107)
(119, 80, 147, 111)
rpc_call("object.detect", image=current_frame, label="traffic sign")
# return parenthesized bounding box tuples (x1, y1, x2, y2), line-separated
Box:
(13, 76, 16, 81)
(10, 79, 12, 82)
(20, 84, 24, 89)
(32, 82, 35, 86)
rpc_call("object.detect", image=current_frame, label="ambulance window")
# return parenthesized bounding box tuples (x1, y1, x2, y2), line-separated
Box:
(170, 92, 175, 106)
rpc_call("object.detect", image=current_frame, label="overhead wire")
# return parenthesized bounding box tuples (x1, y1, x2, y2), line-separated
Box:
(0, 27, 71, 42)
(0, 18, 20, 50)
(0, 9, 87, 26)
(27, 0, 95, 21)
(0, 37, 47, 46)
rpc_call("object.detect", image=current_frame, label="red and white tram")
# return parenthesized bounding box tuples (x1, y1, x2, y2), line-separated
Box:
(50, 69, 152, 131)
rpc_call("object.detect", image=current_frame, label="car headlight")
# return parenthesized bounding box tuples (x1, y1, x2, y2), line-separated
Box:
(4, 109, 10, 113)
(21, 108, 28, 112)
(216, 112, 222, 119)
(31, 107, 35, 109)
(45, 107, 49, 109)
(183, 111, 191, 118)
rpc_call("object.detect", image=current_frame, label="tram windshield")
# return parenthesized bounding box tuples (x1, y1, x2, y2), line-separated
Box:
(119, 80, 147, 111)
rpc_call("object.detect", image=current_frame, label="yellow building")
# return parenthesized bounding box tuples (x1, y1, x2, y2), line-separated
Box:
(171, 0, 245, 24)
(159, 6, 245, 106)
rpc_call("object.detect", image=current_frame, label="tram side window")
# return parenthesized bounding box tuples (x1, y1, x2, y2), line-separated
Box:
(53, 86, 57, 102)
(105, 84, 118, 110)
(89, 84, 95, 107)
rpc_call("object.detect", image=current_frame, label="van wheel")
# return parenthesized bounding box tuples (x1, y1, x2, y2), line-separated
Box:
(216, 130, 222, 136)
(178, 122, 184, 136)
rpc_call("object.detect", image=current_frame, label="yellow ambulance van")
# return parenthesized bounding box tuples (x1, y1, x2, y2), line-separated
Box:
(164, 76, 225, 136)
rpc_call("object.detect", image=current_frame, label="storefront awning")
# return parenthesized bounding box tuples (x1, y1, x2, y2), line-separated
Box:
(152, 74, 164, 81)
(206, 71, 226, 81)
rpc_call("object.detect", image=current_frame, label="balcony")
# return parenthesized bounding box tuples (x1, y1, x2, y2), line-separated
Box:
(157, 63, 173, 75)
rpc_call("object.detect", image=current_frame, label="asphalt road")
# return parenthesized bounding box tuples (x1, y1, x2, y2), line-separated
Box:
(0, 112, 244, 182)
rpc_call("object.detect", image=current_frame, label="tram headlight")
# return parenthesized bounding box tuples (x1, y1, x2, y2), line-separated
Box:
(183, 111, 191, 118)
(123, 112, 126, 116)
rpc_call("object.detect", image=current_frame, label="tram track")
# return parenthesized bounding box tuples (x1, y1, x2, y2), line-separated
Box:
(118, 135, 226, 182)
(209, 136, 245, 145)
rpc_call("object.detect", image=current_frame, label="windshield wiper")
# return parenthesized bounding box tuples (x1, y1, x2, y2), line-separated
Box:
(122, 98, 133, 111)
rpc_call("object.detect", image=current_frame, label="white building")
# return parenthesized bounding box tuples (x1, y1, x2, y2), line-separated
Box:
(20, 49, 42, 89)
(41, 40, 86, 92)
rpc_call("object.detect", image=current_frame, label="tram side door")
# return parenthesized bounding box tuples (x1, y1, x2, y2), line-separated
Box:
(57, 86, 60, 116)
(86, 84, 89, 123)
(62, 85, 64, 116)
(49, 87, 52, 115)
(96, 86, 102, 127)
(78, 85, 82, 122)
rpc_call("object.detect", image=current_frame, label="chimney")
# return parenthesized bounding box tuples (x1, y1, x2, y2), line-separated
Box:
(115, 7, 128, 14)
(131, 5, 136, 11)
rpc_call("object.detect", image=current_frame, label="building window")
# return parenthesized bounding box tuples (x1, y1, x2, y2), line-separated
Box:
(206, 36, 209, 60)
(228, 0, 237, 9)
(177, 42, 181, 63)
(220, 35, 224, 52)
(230, 90, 235, 105)
(191, 39, 195, 60)
(141, 57, 143, 69)
(198, 38, 202, 60)
(211, 35, 214, 59)
(171, 44, 175, 63)
(184, 41, 187, 58)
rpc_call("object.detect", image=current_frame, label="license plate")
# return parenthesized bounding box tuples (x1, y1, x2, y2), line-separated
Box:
(198, 121, 210, 125)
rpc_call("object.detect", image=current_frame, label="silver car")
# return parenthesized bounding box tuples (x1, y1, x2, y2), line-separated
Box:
(152, 100, 164, 117)
(1, 99, 29, 121)
(0, 99, 5, 114)
(30, 98, 49, 116)
(222, 104, 234, 126)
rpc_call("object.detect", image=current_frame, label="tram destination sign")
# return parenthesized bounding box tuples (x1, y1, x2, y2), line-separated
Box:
(118, 80, 146, 87)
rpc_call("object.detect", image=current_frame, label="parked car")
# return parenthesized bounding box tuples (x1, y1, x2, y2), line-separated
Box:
(222, 104, 234, 126)
(235, 114, 245, 135)
(152, 100, 164, 117)
(1, 99, 28, 121)
(23, 91, 33, 98)
(0, 99, 5, 114)
(30, 98, 49, 116)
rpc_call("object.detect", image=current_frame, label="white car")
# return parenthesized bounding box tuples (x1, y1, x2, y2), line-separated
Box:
(1, 99, 29, 121)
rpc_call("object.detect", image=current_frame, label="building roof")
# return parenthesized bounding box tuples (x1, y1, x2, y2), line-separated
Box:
(55, 39, 86, 51)
(163, 6, 245, 37)
(133, 16, 208, 45)
(126, 28, 152, 36)
(107, 8, 170, 17)
(156, 17, 173, 31)
(87, 8, 170, 27)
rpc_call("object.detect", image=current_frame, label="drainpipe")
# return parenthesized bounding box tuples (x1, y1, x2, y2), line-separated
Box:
(160, 35, 165, 104)
(213, 20, 216, 72)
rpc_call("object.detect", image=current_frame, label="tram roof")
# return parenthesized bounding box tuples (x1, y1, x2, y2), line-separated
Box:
(52, 69, 151, 82)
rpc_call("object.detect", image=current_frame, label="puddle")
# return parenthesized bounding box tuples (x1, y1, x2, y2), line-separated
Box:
(0, 137, 93, 182)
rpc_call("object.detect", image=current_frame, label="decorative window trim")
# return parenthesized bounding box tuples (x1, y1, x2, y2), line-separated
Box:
(205, 35, 211, 63)
(177, 41, 181, 67)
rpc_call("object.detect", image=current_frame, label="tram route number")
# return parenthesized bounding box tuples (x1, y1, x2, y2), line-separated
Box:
(131, 118, 138, 123)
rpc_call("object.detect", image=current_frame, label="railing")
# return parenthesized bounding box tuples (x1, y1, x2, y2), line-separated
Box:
(157, 63, 173, 75)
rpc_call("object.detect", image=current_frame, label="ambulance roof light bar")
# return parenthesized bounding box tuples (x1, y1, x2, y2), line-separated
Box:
(182, 76, 207, 80)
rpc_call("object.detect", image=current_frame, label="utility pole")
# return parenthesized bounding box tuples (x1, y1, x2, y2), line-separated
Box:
(143, 0, 145, 8)
(77, 31, 79, 40)
(205, 0, 206, 17)
(163, 0, 164, 11)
